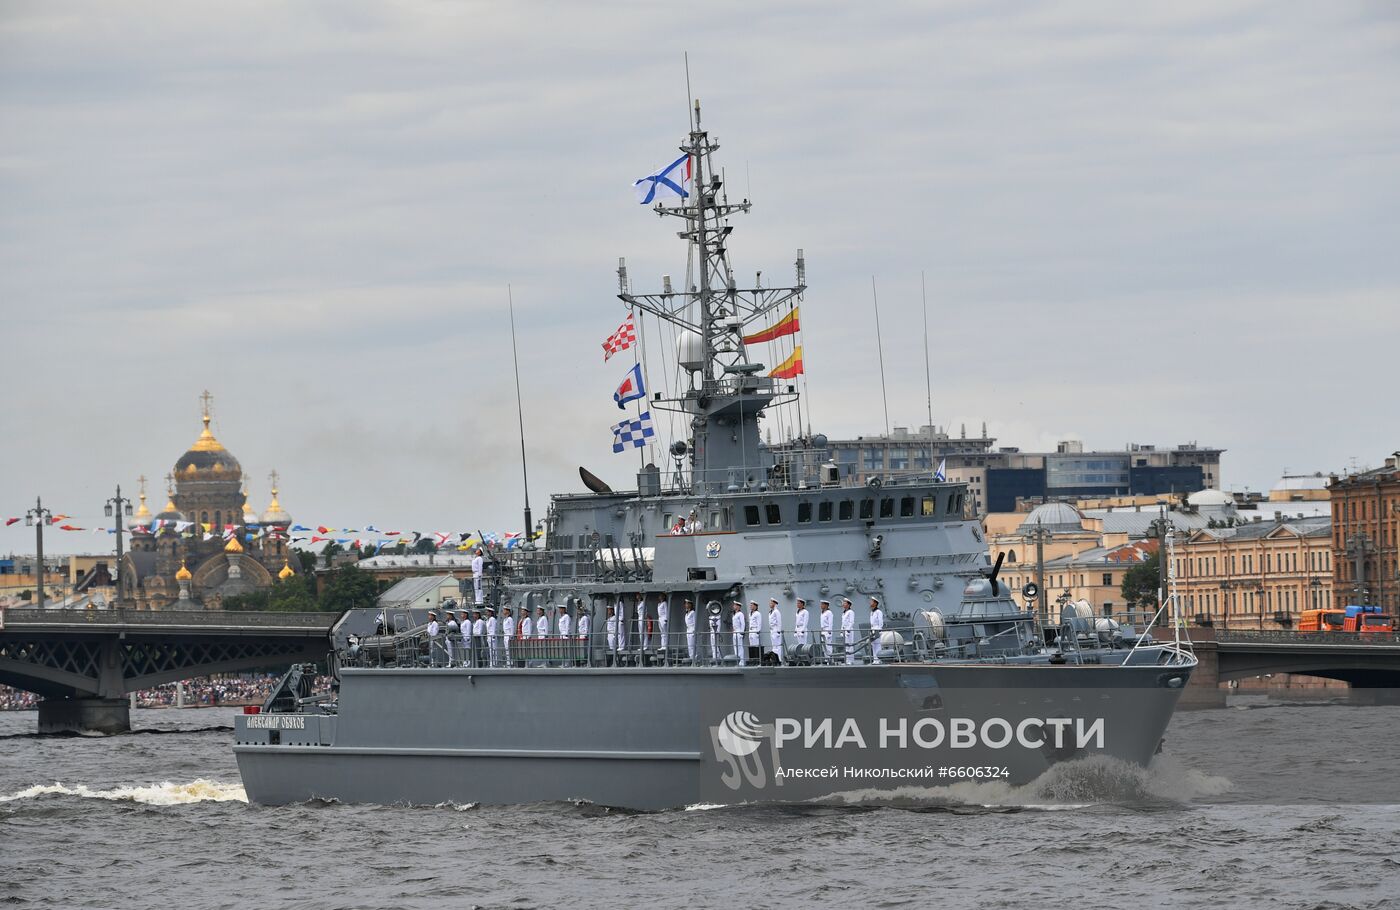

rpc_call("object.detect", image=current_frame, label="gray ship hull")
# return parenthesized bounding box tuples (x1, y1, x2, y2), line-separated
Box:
(235, 660, 1191, 809)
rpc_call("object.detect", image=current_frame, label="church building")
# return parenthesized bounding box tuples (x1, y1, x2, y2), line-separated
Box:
(119, 393, 296, 609)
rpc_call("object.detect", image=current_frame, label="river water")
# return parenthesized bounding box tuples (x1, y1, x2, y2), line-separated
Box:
(3, 697, 1399, 909)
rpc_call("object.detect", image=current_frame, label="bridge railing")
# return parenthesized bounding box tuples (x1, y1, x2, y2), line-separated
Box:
(0, 608, 334, 629)
(1216, 629, 1400, 646)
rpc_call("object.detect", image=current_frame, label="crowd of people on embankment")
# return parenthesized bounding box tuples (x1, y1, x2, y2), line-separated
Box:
(0, 673, 287, 711)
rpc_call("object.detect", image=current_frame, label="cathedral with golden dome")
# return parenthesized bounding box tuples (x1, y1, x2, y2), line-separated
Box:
(119, 392, 297, 610)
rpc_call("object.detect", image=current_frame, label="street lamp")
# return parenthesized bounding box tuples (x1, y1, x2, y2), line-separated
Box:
(24, 497, 53, 609)
(103, 485, 134, 608)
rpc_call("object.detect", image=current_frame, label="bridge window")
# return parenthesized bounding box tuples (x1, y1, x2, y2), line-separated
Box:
(765, 504, 782, 525)
(839, 500, 854, 521)
(818, 501, 833, 522)
(880, 498, 894, 519)
(922, 496, 935, 516)
(900, 496, 915, 517)
(859, 499, 874, 521)
(797, 502, 812, 524)
(744, 505, 760, 527)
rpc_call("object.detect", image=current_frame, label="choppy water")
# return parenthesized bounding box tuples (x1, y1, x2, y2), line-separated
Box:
(3, 698, 1400, 909)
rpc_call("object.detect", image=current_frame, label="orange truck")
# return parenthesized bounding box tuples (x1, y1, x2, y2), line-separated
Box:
(1299, 606, 1395, 633)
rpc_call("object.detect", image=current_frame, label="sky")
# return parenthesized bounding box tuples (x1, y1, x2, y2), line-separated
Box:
(2, 0, 1397, 555)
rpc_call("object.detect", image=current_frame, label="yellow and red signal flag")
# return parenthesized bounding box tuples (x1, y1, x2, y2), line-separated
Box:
(742, 308, 800, 344)
(768, 346, 804, 379)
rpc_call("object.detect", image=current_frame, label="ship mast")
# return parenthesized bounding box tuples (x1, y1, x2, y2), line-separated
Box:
(619, 100, 806, 494)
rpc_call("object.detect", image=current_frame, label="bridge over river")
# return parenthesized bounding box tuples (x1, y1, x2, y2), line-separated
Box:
(1183, 628, 1400, 707)
(0, 608, 335, 732)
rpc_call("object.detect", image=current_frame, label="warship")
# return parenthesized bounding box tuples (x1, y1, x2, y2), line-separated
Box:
(235, 103, 1196, 810)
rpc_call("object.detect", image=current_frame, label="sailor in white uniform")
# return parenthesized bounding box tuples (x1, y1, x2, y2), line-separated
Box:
(535, 606, 549, 640)
(636, 598, 650, 654)
(605, 605, 619, 667)
(485, 608, 499, 667)
(470, 609, 485, 667)
(426, 611, 442, 667)
(730, 601, 747, 666)
(457, 611, 472, 666)
(868, 596, 885, 664)
(793, 598, 810, 653)
(444, 611, 459, 666)
(818, 600, 834, 662)
(471, 548, 485, 604)
(501, 607, 515, 667)
(684, 600, 697, 663)
(614, 600, 628, 664)
(556, 606, 571, 663)
(748, 600, 762, 664)
(655, 596, 670, 664)
(767, 598, 785, 664)
(841, 598, 856, 665)
(577, 608, 591, 667)
(707, 606, 723, 665)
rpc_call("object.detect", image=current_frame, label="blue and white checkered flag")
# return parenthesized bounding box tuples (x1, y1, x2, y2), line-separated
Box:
(611, 410, 656, 453)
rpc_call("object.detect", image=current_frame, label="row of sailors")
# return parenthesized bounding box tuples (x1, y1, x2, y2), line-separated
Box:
(418, 596, 885, 667)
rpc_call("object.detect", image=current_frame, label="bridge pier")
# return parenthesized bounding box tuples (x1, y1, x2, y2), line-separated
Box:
(1178, 640, 1226, 709)
(38, 697, 131, 735)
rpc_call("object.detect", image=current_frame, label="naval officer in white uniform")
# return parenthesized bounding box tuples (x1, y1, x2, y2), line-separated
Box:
(684, 599, 697, 663)
(485, 608, 499, 666)
(605, 605, 619, 666)
(818, 600, 834, 662)
(730, 601, 747, 666)
(471, 608, 485, 667)
(500, 606, 515, 667)
(767, 598, 785, 664)
(471, 548, 485, 604)
(426, 611, 442, 667)
(655, 595, 670, 664)
(793, 598, 810, 652)
(841, 598, 856, 665)
(576, 607, 591, 667)
(748, 600, 762, 664)
(869, 596, 885, 664)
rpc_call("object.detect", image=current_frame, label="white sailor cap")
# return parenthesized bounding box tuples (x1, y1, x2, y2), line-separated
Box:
(869, 596, 881, 605)
(841, 597, 852, 605)
(749, 600, 759, 606)
(819, 599, 831, 606)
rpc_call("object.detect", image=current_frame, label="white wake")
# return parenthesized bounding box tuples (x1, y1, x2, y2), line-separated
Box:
(0, 778, 248, 805)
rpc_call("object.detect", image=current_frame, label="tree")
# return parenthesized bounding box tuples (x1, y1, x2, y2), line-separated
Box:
(412, 537, 437, 555)
(223, 589, 271, 611)
(294, 548, 317, 576)
(267, 575, 318, 612)
(1120, 551, 1161, 612)
(319, 564, 379, 613)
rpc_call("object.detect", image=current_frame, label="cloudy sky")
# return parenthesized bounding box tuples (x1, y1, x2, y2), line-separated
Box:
(3, 1, 1397, 554)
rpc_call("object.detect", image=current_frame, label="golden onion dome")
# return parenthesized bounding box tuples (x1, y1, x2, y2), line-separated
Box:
(242, 492, 258, 525)
(224, 534, 245, 554)
(261, 489, 291, 526)
(175, 560, 193, 581)
(130, 490, 154, 533)
(155, 496, 186, 523)
(278, 561, 295, 580)
(174, 407, 242, 480)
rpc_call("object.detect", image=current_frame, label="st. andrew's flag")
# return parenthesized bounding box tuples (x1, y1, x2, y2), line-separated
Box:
(633, 154, 691, 205)
(935, 458, 947, 483)
(611, 410, 656, 453)
(614, 363, 646, 409)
